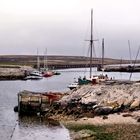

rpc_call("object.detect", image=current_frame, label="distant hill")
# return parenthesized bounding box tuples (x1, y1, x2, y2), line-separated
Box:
(0, 55, 139, 69)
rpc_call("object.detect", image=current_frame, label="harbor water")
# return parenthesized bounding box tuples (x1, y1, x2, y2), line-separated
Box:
(0, 68, 140, 140)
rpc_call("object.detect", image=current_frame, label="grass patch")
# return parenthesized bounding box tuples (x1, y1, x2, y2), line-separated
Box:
(65, 124, 117, 140)
(66, 124, 103, 132)
(95, 132, 116, 140)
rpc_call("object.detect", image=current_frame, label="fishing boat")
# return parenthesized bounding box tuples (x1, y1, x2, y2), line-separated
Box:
(24, 75, 43, 80)
(43, 71, 53, 77)
(24, 70, 43, 80)
(41, 48, 54, 78)
(68, 81, 79, 90)
(30, 70, 42, 77)
(24, 50, 43, 80)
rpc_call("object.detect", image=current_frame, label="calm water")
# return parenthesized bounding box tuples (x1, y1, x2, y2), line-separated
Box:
(0, 68, 140, 140)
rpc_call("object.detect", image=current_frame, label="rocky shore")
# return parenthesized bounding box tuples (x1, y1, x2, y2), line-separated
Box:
(15, 80, 140, 139)
(0, 65, 33, 80)
(46, 81, 140, 119)
(43, 81, 140, 139)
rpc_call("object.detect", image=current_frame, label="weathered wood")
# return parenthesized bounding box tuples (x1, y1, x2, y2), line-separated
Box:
(18, 90, 63, 115)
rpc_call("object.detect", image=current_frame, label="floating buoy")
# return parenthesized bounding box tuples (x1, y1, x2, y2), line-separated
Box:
(14, 106, 18, 112)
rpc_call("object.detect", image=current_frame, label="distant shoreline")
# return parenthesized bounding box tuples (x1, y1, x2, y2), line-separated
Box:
(0, 55, 138, 69)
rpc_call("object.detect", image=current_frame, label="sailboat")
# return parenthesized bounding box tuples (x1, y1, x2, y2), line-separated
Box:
(41, 48, 54, 77)
(78, 9, 97, 85)
(24, 49, 43, 80)
(68, 9, 94, 88)
(68, 9, 109, 89)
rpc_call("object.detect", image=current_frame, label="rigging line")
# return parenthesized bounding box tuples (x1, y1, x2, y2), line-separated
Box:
(128, 40, 132, 65)
(84, 45, 90, 75)
(120, 57, 123, 79)
(129, 45, 140, 81)
(93, 43, 96, 58)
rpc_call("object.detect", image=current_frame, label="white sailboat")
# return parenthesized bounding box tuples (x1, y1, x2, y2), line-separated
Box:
(68, 9, 108, 88)
(24, 49, 43, 80)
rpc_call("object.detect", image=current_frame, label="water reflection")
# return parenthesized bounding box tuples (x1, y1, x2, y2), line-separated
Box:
(12, 116, 70, 140)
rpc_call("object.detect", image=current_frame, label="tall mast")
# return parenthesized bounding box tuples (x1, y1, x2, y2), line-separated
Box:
(102, 38, 104, 69)
(90, 9, 93, 78)
(37, 48, 40, 71)
(44, 48, 48, 69)
(128, 40, 132, 65)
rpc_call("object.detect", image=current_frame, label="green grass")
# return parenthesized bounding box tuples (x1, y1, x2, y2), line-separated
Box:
(65, 124, 117, 140)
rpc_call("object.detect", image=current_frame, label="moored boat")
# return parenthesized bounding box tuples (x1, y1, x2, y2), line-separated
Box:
(24, 75, 43, 80)
(68, 82, 79, 90)
(53, 71, 61, 75)
(43, 71, 53, 77)
(30, 70, 42, 77)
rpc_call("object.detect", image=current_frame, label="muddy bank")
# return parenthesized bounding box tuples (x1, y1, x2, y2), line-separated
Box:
(0, 65, 33, 80)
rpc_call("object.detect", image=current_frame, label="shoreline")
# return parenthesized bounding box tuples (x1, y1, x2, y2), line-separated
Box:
(0, 65, 33, 80)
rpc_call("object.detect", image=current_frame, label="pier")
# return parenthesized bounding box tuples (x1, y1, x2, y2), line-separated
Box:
(103, 65, 140, 72)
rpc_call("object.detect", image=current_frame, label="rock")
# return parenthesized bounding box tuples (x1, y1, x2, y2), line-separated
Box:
(94, 106, 113, 115)
(130, 99, 140, 110)
(123, 97, 134, 108)
(106, 101, 119, 109)
(71, 129, 95, 140)
(92, 105, 102, 109)
(117, 98, 126, 106)
(81, 98, 97, 105)
(137, 117, 140, 122)
(102, 115, 108, 119)
(122, 113, 133, 117)
(96, 92, 102, 96)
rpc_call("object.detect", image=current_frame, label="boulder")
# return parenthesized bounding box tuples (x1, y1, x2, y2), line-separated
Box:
(123, 97, 134, 108)
(81, 98, 97, 105)
(94, 106, 113, 115)
(130, 99, 140, 110)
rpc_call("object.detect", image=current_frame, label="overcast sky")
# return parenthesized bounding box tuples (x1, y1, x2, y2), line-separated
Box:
(0, 0, 140, 59)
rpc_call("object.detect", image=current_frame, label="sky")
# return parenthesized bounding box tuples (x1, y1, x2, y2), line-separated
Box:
(0, 0, 140, 59)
